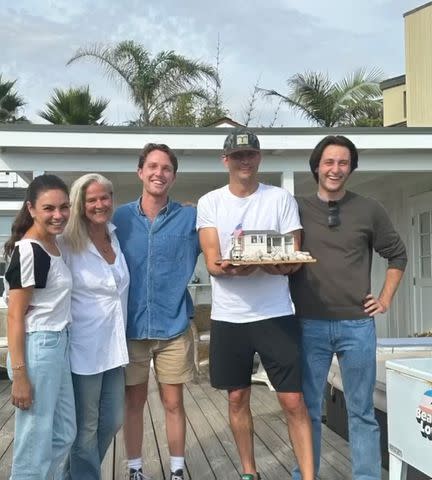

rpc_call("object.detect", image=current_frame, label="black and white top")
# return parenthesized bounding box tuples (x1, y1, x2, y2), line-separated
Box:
(5, 239, 72, 332)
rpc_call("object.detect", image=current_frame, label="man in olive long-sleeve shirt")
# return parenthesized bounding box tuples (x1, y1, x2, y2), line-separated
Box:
(291, 135, 407, 480)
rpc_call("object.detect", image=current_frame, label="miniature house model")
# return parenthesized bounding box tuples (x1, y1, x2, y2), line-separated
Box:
(230, 230, 294, 261)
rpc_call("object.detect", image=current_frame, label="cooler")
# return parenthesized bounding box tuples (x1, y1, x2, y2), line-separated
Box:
(326, 337, 432, 476)
(386, 358, 432, 479)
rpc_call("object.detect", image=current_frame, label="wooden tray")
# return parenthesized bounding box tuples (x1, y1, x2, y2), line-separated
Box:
(215, 258, 317, 266)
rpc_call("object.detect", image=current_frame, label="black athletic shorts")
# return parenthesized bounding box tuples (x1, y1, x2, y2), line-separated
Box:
(209, 315, 302, 392)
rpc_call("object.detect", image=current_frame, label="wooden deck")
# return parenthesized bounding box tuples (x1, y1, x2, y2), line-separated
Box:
(0, 371, 389, 479)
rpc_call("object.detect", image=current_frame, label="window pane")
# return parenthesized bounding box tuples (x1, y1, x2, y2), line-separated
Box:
(421, 257, 431, 278)
(420, 212, 430, 234)
(421, 235, 431, 257)
(273, 237, 281, 246)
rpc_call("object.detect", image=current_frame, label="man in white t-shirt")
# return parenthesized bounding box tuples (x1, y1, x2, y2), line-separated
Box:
(196, 128, 314, 480)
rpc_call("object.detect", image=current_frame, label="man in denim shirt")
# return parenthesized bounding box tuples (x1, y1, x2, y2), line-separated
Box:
(113, 143, 200, 480)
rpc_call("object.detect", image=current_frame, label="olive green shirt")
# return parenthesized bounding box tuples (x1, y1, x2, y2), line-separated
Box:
(291, 192, 407, 320)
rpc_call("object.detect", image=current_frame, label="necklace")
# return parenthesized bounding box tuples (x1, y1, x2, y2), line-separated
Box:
(100, 243, 110, 254)
(92, 232, 111, 255)
(101, 234, 111, 254)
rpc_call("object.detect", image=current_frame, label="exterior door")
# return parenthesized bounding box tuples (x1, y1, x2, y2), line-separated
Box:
(410, 191, 432, 334)
(267, 237, 272, 254)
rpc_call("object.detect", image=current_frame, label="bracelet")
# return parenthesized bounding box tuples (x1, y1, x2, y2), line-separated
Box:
(11, 363, 26, 371)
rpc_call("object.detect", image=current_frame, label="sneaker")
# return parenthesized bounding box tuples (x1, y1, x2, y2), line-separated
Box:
(129, 468, 152, 480)
(170, 469, 184, 480)
(240, 474, 261, 480)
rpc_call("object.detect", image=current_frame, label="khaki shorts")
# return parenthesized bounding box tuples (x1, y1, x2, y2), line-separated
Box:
(125, 327, 194, 386)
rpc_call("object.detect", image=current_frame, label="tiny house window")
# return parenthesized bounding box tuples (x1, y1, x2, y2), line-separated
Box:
(272, 237, 281, 246)
(251, 236, 257, 243)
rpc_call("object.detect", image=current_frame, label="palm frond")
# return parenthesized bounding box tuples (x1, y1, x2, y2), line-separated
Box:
(259, 68, 384, 127)
(0, 74, 26, 123)
(39, 85, 108, 125)
(67, 41, 221, 125)
(67, 43, 135, 90)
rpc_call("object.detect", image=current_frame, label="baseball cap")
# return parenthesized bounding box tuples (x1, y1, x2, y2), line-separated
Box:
(223, 128, 260, 155)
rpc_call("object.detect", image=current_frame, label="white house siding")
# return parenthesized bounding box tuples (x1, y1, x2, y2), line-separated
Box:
(1, 125, 432, 338)
(351, 172, 432, 338)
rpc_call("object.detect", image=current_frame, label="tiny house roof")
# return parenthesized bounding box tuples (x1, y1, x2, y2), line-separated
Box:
(241, 230, 284, 236)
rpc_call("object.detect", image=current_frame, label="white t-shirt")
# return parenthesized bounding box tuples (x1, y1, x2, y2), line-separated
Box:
(58, 224, 130, 375)
(196, 183, 302, 323)
(5, 239, 72, 332)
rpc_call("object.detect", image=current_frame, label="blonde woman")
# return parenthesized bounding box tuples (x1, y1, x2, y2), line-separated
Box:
(59, 173, 129, 479)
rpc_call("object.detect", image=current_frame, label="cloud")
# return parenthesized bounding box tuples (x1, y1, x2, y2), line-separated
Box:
(0, 0, 425, 125)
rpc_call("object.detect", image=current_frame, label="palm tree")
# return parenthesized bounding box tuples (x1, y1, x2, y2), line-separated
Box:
(351, 99, 383, 127)
(260, 68, 384, 127)
(0, 75, 27, 123)
(39, 86, 109, 125)
(67, 40, 219, 126)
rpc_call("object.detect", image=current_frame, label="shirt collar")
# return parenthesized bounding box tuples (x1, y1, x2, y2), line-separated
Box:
(107, 222, 116, 234)
(136, 197, 171, 217)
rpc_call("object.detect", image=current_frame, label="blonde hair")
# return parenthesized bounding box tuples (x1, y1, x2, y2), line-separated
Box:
(62, 173, 113, 252)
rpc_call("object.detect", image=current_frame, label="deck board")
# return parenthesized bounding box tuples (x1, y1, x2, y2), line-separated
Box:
(0, 372, 386, 479)
(186, 382, 240, 479)
(251, 385, 350, 479)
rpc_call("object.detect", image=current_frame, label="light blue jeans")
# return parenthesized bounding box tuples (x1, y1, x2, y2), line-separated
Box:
(66, 367, 125, 480)
(7, 329, 76, 480)
(292, 318, 381, 480)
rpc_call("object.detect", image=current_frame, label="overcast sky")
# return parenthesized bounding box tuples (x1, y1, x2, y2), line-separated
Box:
(1, 0, 425, 126)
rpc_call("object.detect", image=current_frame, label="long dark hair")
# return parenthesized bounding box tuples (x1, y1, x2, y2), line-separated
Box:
(3, 174, 69, 258)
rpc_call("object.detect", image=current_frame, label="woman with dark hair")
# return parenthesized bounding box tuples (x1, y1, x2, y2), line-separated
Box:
(5, 174, 76, 479)
(59, 173, 129, 479)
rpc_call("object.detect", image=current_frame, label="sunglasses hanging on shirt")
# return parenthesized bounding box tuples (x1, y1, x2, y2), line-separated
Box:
(328, 201, 341, 228)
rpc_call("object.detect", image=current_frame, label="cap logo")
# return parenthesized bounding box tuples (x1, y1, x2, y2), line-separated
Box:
(236, 134, 249, 145)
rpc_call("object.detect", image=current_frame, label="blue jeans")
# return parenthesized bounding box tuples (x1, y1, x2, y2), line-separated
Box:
(67, 367, 125, 479)
(7, 329, 76, 480)
(292, 319, 381, 480)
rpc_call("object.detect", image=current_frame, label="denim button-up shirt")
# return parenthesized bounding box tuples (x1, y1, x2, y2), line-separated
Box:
(113, 199, 200, 340)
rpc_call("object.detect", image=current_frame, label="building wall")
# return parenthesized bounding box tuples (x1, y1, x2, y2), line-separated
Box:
(405, 4, 432, 126)
(382, 84, 406, 127)
(355, 172, 432, 338)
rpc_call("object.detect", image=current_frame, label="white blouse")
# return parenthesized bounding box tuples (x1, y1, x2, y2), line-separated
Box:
(59, 223, 129, 375)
